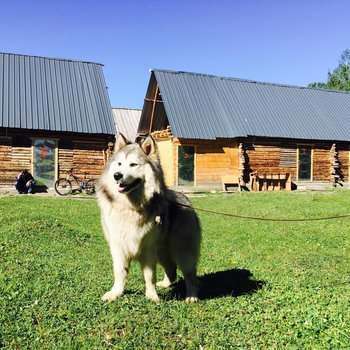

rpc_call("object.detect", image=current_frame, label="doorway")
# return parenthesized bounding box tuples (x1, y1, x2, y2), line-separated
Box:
(298, 145, 312, 180)
(178, 145, 195, 186)
(32, 139, 57, 187)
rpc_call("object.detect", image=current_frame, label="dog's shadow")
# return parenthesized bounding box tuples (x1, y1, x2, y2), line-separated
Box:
(164, 269, 264, 301)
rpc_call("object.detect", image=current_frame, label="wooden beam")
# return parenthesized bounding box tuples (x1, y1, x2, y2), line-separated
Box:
(149, 84, 159, 133)
(144, 98, 163, 103)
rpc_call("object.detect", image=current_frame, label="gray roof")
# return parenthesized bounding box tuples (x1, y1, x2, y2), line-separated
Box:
(0, 52, 115, 134)
(112, 107, 141, 140)
(142, 69, 350, 141)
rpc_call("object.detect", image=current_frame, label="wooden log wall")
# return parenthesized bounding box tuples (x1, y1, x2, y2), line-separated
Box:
(155, 135, 350, 188)
(0, 128, 113, 187)
(246, 139, 349, 183)
(176, 138, 238, 186)
(57, 142, 106, 179)
(0, 137, 32, 185)
(337, 148, 349, 182)
(245, 143, 297, 182)
(313, 146, 330, 181)
(71, 141, 106, 179)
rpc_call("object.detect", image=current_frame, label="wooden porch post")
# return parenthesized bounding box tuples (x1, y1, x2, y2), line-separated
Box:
(238, 142, 246, 185)
(148, 85, 159, 134)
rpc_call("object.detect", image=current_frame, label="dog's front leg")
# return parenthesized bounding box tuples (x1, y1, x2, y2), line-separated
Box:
(139, 252, 159, 302)
(142, 263, 159, 302)
(102, 254, 129, 302)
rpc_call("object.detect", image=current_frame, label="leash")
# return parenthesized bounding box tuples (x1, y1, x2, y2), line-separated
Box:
(174, 201, 350, 222)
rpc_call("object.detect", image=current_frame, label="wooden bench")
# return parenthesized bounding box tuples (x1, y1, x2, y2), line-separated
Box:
(221, 174, 241, 191)
(249, 172, 291, 191)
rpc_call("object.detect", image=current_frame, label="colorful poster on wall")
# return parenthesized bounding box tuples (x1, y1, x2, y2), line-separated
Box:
(33, 139, 56, 187)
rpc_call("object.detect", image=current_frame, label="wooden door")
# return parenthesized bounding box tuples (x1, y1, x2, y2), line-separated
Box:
(178, 146, 195, 186)
(298, 145, 312, 180)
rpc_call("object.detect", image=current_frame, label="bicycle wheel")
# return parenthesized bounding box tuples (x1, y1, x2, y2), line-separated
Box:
(84, 179, 96, 195)
(55, 178, 72, 196)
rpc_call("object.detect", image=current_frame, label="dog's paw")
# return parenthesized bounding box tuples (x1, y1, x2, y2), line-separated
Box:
(156, 280, 172, 289)
(185, 296, 199, 303)
(146, 291, 160, 303)
(102, 290, 122, 302)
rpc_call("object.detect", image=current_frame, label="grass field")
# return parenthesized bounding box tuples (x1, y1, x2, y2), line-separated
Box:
(1, 191, 350, 349)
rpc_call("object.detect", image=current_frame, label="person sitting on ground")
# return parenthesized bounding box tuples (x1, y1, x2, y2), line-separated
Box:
(15, 169, 35, 194)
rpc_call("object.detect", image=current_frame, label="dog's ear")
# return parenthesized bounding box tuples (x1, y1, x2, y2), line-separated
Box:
(139, 135, 158, 158)
(114, 133, 129, 153)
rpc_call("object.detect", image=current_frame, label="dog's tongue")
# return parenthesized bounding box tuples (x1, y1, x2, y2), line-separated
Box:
(118, 183, 128, 193)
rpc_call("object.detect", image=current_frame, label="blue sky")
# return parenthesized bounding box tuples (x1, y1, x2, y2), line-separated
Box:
(1, 0, 348, 108)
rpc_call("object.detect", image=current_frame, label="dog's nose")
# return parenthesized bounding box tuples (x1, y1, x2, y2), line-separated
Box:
(114, 172, 123, 181)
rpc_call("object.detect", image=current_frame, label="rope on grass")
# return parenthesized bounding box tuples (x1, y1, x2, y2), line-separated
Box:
(174, 202, 350, 222)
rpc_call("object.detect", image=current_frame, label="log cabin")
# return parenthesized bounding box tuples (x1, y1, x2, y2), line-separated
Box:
(138, 69, 350, 190)
(0, 53, 116, 189)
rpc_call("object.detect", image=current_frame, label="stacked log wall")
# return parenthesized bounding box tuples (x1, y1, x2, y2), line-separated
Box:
(338, 149, 349, 181)
(245, 143, 297, 181)
(313, 146, 330, 181)
(71, 141, 106, 179)
(156, 136, 350, 188)
(246, 139, 349, 183)
(0, 137, 32, 185)
(0, 128, 113, 187)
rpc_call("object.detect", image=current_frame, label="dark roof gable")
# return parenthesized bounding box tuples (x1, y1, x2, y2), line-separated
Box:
(0, 52, 115, 134)
(139, 69, 350, 141)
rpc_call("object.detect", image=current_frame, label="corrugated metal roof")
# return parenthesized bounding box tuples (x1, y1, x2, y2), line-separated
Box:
(0, 52, 115, 134)
(150, 69, 350, 141)
(112, 108, 141, 140)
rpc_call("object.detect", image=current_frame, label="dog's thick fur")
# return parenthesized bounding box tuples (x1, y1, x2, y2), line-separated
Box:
(96, 133, 201, 302)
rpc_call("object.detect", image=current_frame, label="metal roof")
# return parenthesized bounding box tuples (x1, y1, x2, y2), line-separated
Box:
(147, 69, 350, 141)
(112, 107, 141, 140)
(0, 52, 115, 134)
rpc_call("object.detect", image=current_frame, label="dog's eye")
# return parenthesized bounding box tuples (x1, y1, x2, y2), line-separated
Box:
(130, 163, 138, 167)
(117, 162, 122, 166)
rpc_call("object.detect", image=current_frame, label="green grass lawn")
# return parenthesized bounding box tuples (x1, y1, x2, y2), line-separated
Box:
(1, 191, 350, 349)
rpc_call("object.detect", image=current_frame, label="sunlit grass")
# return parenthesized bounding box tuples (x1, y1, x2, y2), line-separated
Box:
(1, 191, 350, 349)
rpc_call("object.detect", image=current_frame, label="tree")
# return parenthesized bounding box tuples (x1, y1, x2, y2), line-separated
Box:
(308, 49, 350, 91)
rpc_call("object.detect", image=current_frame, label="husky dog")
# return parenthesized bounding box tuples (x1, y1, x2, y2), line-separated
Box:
(96, 133, 201, 303)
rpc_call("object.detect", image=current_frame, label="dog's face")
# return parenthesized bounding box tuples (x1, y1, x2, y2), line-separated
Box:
(108, 144, 147, 194)
(107, 134, 159, 195)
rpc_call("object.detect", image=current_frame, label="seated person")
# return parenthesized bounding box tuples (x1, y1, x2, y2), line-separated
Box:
(15, 169, 35, 194)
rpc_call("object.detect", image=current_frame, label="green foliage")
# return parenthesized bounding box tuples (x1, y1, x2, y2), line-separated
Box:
(308, 49, 350, 91)
(1, 192, 350, 349)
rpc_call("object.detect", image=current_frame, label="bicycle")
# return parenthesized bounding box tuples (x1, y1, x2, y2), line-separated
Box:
(54, 168, 96, 196)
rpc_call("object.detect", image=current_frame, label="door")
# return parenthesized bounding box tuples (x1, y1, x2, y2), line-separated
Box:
(33, 139, 57, 187)
(178, 146, 195, 186)
(298, 145, 312, 180)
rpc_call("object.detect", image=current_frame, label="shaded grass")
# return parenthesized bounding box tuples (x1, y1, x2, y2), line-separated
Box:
(1, 191, 350, 349)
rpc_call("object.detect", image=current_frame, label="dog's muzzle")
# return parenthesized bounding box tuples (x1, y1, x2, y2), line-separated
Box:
(114, 172, 142, 193)
(114, 172, 123, 182)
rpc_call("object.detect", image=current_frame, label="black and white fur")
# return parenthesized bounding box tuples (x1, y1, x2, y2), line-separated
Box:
(96, 134, 201, 302)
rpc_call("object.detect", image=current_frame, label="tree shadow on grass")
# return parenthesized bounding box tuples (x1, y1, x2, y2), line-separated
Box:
(164, 269, 264, 301)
